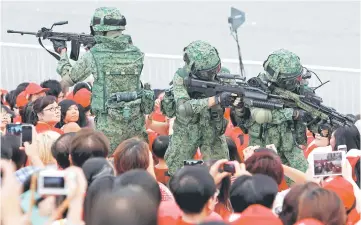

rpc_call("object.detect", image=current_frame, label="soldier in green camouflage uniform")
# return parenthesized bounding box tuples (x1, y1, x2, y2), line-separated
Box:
(52, 7, 154, 154)
(164, 40, 235, 175)
(231, 49, 313, 176)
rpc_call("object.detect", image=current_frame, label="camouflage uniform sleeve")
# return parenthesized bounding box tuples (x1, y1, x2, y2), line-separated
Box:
(56, 52, 95, 86)
(172, 72, 208, 114)
(269, 108, 295, 124)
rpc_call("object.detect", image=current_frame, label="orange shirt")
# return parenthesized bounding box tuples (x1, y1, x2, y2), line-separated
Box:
(35, 122, 64, 135)
(347, 156, 361, 182)
(347, 209, 361, 225)
(214, 202, 232, 220)
(154, 166, 170, 185)
(13, 115, 22, 123)
(158, 201, 223, 225)
(278, 177, 289, 192)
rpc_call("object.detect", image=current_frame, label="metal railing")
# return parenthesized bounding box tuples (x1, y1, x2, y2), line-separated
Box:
(1, 42, 360, 114)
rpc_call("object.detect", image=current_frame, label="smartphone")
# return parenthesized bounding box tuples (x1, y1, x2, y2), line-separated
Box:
(21, 124, 33, 145)
(37, 170, 68, 195)
(183, 160, 204, 166)
(6, 123, 22, 137)
(223, 162, 235, 173)
(337, 145, 347, 152)
(313, 151, 345, 178)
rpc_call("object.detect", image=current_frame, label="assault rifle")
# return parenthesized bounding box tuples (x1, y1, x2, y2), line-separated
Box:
(184, 74, 286, 110)
(185, 75, 356, 128)
(270, 86, 356, 128)
(7, 21, 95, 61)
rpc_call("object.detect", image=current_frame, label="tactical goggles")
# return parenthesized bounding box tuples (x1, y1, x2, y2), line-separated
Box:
(192, 62, 221, 81)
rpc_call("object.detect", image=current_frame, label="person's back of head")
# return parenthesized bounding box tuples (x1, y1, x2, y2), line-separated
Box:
(278, 182, 320, 225)
(40, 80, 62, 100)
(36, 131, 60, 165)
(113, 138, 152, 175)
(113, 169, 161, 206)
(90, 186, 158, 225)
(70, 128, 109, 167)
(230, 174, 278, 213)
(82, 157, 114, 186)
(51, 132, 76, 169)
(84, 175, 115, 225)
(332, 125, 360, 151)
(169, 165, 216, 215)
(297, 188, 347, 225)
(245, 150, 284, 185)
(152, 135, 169, 160)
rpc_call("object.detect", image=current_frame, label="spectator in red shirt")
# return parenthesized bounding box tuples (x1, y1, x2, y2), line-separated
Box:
(152, 135, 170, 185)
(113, 138, 174, 201)
(90, 186, 158, 225)
(27, 96, 63, 134)
(297, 188, 347, 225)
(230, 174, 278, 214)
(166, 166, 223, 225)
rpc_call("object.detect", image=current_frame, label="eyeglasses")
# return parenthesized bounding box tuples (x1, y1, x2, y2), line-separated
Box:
(43, 106, 61, 112)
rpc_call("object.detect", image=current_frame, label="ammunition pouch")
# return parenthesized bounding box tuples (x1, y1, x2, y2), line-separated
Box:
(209, 107, 228, 136)
(107, 98, 142, 122)
(160, 90, 176, 118)
(140, 89, 155, 114)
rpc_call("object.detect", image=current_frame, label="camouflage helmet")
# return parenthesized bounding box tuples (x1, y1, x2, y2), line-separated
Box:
(183, 40, 221, 81)
(263, 49, 303, 83)
(90, 7, 127, 32)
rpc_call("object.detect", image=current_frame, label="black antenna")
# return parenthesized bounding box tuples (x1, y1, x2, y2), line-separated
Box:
(228, 7, 246, 81)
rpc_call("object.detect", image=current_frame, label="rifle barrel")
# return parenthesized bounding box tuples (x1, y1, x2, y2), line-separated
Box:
(7, 30, 37, 35)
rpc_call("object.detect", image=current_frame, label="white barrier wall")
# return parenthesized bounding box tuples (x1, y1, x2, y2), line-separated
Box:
(1, 42, 360, 114)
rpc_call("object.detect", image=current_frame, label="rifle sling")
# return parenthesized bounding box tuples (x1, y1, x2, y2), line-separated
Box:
(38, 38, 60, 61)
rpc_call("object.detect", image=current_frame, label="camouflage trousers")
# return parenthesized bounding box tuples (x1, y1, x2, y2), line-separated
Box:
(95, 112, 148, 156)
(165, 131, 229, 176)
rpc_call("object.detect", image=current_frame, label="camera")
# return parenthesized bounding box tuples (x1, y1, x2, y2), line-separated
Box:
(37, 170, 68, 195)
(5, 123, 33, 146)
(223, 162, 235, 173)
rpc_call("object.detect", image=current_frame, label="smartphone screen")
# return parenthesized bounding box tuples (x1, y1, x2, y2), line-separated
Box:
(6, 124, 22, 137)
(21, 125, 32, 145)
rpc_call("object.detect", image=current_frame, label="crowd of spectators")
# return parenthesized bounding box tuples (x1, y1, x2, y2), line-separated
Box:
(0, 79, 360, 225)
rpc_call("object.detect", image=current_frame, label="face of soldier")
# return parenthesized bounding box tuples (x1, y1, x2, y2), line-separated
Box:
(64, 104, 79, 124)
(38, 102, 61, 124)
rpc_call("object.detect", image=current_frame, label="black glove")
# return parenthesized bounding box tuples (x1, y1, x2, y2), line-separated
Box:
(293, 109, 313, 122)
(51, 40, 67, 54)
(216, 92, 236, 108)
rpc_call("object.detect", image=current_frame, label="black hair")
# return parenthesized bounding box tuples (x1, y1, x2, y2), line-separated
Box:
(40, 80, 62, 98)
(333, 125, 360, 151)
(226, 137, 242, 163)
(5, 90, 16, 110)
(113, 169, 161, 206)
(153, 89, 166, 99)
(55, 100, 87, 128)
(1, 134, 27, 169)
(90, 186, 158, 225)
(82, 157, 114, 186)
(1, 104, 15, 121)
(84, 176, 115, 225)
(355, 158, 360, 188)
(152, 135, 169, 159)
(203, 160, 231, 210)
(51, 132, 76, 169)
(230, 174, 278, 213)
(25, 96, 57, 125)
(169, 165, 216, 214)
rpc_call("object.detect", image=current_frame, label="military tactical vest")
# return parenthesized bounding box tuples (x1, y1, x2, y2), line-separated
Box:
(90, 35, 144, 113)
